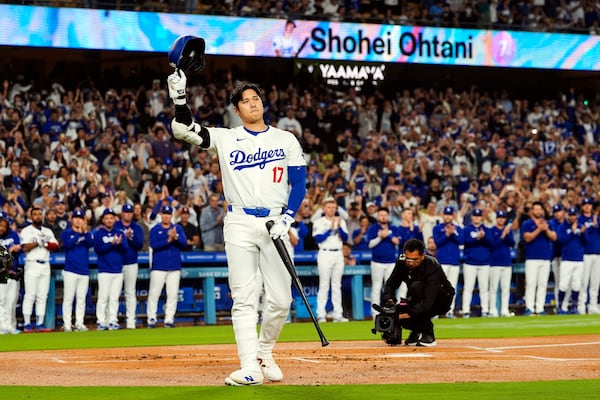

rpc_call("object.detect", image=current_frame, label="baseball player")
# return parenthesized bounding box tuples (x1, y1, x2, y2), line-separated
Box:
(521, 201, 557, 316)
(20, 207, 60, 332)
(60, 208, 94, 332)
(93, 208, 129, 330)
(147, 205, 187, 328)
(0, 216, 22, 334)
(115, 203, 145, 329)
(461, 208, 492, 318)
(313, 197, 350, 323)
(488, 210, 516, 317)
(549, 204, 566, 309)
(556, 207, 586, 314)
(579, 198, 600, 314)
(367, 207, 401, 318)
(432, 206, 464, 318)
(167, 65, 306, 385)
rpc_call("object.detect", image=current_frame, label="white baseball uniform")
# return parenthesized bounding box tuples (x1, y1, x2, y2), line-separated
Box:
(19, 224, 59, 327)
(312, 216, 349, 321)
(204, 125, 305, 370)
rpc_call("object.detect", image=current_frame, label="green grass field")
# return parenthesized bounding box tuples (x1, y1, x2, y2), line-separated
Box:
(2, 315, 599, 399)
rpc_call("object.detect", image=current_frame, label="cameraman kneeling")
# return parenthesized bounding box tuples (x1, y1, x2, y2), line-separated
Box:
(382, 239, 455, 347)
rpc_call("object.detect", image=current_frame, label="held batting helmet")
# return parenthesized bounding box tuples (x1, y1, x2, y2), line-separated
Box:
(168, 35, 206, 74)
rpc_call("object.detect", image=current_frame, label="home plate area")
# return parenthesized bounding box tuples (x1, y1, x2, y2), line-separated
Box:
(1, 335, 598, 386)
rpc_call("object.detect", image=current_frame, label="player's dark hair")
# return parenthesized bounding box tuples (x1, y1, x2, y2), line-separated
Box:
(532, 201, 544, 209)
(230, 81, 262, 108)
(378, 207, 390, 213)
(403, 238, 425, 255)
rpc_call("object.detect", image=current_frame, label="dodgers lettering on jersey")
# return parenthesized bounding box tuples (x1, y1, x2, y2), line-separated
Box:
(207, 126, 305, 209)
(579, 215, 600, 254)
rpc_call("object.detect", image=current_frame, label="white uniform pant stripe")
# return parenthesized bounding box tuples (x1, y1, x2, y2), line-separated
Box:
(96, 272, 123, 326)
(524, 259, 551, 314)
(370, 261, 395, 317)
(22, 261, 51, 325)
(489, 266, 512, 316)
(147, 270, 181, 324)
(461, 264, 490, 315)
(441, 264, 460, 314)
(62, 270, 90, 329)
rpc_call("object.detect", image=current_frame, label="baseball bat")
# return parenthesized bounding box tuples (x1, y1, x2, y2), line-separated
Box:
(266, 220, 329, 347)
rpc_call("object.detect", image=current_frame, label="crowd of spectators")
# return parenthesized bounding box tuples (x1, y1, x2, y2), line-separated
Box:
(8, 0, 600, 34)
(1, 61, 600, 259)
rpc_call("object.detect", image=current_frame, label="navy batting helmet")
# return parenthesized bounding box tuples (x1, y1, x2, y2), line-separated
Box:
(168, 35, 206, 74)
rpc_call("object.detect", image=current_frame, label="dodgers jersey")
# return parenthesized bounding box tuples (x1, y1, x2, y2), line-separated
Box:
(206, 126, 305, 209)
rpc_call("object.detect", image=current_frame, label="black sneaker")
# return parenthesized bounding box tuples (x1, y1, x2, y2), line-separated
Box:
(405, 331, 420, 346)
(417, 334, 437, 347)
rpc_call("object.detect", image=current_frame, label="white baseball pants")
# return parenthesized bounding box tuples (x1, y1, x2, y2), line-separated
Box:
(22, 260, 51, 325)
(96, 272, 123, 326)
(223, 213, 292, 370)
(122, 263, 139, 328)
(370, 261, 395, 317)
(524, 259, 551, 314)
(316, 250, 345, 320)
(489, 265, 512, 317)
(461, 264, 490, 315)
(579, 254, 600, 313)
(441, 264, 460, 314)
(5, 279, 19, 330)
(0, 283, 10, 331)
(147, 269, 181, 324)
(62, 270, 90, 329)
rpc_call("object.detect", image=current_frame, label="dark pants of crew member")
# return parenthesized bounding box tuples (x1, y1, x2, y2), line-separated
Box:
(399, 281, 454, 335)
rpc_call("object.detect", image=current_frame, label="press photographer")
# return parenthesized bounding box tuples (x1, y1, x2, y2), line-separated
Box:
(374, 239, 455, 347)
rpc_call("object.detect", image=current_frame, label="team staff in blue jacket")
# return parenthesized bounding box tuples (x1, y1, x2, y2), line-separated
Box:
(557, 207, 586, 314)
(432, 206, 463, 318)
(60, 208, 93, 332)
(367, 207, 401, 318)
(461, 208, 492, 318)
(147, 205, 187, 328)
(579, 198, 600, 314)
(115, 203, 145, 329)
(93, 208, 129, 330)
(521, 201, 557, 316)
(488, 210, 516, 317)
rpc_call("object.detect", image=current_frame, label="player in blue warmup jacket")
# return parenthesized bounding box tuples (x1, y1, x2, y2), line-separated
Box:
(60, 209, 93, 332)
(548, 204, 566, 309)
(367, 207, 401, 318)
(557, 207, 586, 314)
(93, 208, 129, 330)
(578, 198, 600, 314)
(520, 201, 557, 316)
(147, 205, 187, 328)
(432, 206, 463, 318)
(461, 208, 492, 317)
(488, 210, 516, 317)
(115, 204, 145, 329)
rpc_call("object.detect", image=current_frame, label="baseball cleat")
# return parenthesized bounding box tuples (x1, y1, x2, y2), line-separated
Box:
(97, 324, 108, 331)
(333, 316, 349, 323)
(108, 322, 121, 330)
(74, 324, 89, 332)
(63, 326, 73, 332)
(35, 324, 52, 332)
(224, 368, 264, 386)
(258, 358, 283, 381)
(23, 324, 34, 333)
(164, 322, 176, 328)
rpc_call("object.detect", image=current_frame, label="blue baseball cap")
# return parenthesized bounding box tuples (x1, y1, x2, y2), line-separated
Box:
(161, 205, 173, 214)
(567, 206, 578, 215)
(582, 197, 594, 205)
(443, 206, 455, 215)
(72, 209, 85, 218)
(102, 208, 116, 217)
(472, 208, 483, 217)
(552, 204, 563, 213)
(496, 210, 507, 218)
(121, 203, 134, 213)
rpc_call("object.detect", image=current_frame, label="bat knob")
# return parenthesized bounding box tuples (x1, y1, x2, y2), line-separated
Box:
(265, 220, 275, 231)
